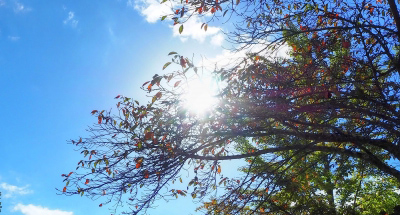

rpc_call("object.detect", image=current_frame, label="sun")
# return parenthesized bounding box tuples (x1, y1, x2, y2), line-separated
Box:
(181, 77, 217, 115)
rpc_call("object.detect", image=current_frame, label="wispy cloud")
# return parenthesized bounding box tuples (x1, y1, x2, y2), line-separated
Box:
(13, 204, 74, 215)
(13, 1, 31, 13)
(0, 182, 32, 198)
(63, 11, 78, 28)
(8, 36, 20, 41)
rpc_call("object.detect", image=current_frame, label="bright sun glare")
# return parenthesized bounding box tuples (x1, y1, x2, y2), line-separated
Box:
(182, 77, 217, 115)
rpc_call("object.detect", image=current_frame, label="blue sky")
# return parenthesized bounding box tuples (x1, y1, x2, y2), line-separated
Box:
(0, 0, 236, 214)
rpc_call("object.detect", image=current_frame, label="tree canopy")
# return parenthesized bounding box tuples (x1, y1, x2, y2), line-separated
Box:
(60, 0, 400, 214)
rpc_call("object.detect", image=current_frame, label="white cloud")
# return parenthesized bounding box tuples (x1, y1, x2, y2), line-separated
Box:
(13, 1, 31, 13)
(171, 17, 220, 43)
(0, 182, 32, 198)
(129, 0, 173, 23)
(8, 36, 20, 41)
(13, 204, 74, 215)
(0, 183, 31, 198)
(210, 33, 224, 46)
(195, 42, 290, 71)
(130, 0, 221, 43)
(63, 11, 78, 28)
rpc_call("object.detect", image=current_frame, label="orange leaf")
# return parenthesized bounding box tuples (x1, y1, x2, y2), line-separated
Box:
(85, 179, 90, 185)
(260, 208, 265, 212)
(217, 165, 221, 174)
(265, 188, 269, 192)
(63, 187, 66, 192)
(147, 84, 153, 92)
(98, 115, 102, 124)
(136, 163, 141, 169)
(211, 7, 216, 13)
(91, 110, 98, 115)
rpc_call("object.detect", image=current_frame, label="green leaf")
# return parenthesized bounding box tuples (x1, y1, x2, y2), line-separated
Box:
(161, 15, 167, 21)
(66, 180, 70, 186)
(179, 25, 184, 34)
(168, 52, 178, 55)
(162, 62, 171, 70)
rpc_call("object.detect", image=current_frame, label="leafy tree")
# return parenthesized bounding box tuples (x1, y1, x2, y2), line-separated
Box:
(60, 0, 400, 214)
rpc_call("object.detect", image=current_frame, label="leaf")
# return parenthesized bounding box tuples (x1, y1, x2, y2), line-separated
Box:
(85, 179, 90, 185)
(180, 178, 183, 183)
(147, 84, 153, 91)
(136, 163, 141, 169)
(99, 204, 103, 207)
(115, 95, 121, 99)
(162, 62, 171, 70)
(63, 186, 67, 192)
(217, 165, 221, 174)
(174, 80, 181, 87)
(179, 25, 184, 34)
(204, 24, 208, 31)
(91, 110, 98, 115)
(223, 10, 228, 17)
(168, 52, 178, 55)
(161, 15, 167, 21)
(236, 0, 240, 5)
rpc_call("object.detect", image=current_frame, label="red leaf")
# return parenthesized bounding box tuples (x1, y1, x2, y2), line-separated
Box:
(136, 163, 141, 169)
(68, 172, 73, 177)
(91, 110, 98, 115)
(63, 187, 67, 192)
(174, 80, 181, 88)
(98, 116, 102, 124)
(99, 204, 103, 207)
(144, 170, 149, 179)
(112, 134, 117, 138)
(85, 179, 90, 185)
(115, 95, 121, 99)
(342, 41, 350, 49)
(180, 56, 187, 68)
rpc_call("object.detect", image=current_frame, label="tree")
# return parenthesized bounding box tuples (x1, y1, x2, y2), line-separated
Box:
(60, 0, 400, 214)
